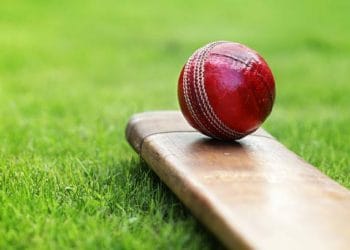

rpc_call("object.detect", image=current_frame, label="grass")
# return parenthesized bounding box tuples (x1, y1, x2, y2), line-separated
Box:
(0, 0, 349, 249)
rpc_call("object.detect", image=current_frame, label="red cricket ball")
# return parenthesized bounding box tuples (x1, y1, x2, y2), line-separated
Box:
(178, 41, 275, 140)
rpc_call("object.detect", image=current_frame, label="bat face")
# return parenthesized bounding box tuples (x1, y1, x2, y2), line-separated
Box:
(126, 111, 350, 250)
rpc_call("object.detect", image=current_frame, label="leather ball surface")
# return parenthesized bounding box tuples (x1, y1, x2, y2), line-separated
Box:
(178, 41, 275, 140)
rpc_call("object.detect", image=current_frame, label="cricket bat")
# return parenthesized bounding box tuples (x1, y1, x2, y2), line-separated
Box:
(125, 111, 350, 250)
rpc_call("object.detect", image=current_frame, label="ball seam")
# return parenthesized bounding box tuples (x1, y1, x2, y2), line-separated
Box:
(192, 42, 225, 139)
(194, 42, 235, 138)
(182, 48, 213, 136)
(197, 41, 245, 138)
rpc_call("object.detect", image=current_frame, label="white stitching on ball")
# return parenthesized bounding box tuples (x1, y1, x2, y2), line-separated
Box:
(182, 48, 212, 136)
(192, 42, 232, 138)
(197, 41, 245, 139)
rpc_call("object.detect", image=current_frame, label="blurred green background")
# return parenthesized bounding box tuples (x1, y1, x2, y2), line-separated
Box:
(0, 0, 349, 249)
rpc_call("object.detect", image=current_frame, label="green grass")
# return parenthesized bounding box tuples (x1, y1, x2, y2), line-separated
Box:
(0, 0, 349, 249)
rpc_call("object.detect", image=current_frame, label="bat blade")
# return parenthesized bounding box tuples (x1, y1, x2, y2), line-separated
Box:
(126, 111, 350, 250)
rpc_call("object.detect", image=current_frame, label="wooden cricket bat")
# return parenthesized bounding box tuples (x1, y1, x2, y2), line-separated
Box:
(125, 111, 350, 250)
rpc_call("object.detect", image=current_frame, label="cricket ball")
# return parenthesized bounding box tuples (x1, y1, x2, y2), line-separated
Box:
(178, 41, 275, 140)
